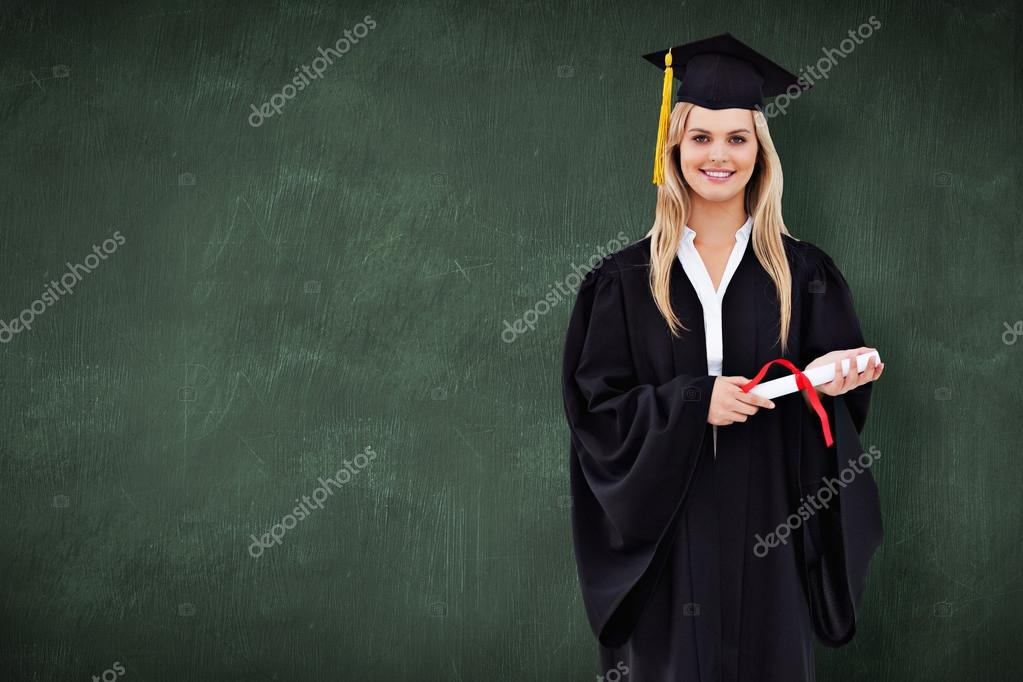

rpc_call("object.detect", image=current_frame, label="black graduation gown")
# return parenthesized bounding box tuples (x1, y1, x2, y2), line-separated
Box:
(561, 234, 882, 681)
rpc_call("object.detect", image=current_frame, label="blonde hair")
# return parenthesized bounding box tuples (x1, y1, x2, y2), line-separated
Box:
(646, 101, 794, 354)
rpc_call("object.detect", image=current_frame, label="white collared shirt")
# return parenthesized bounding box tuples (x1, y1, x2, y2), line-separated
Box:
(677, 215, 754, 458)
(676, 215, 754, 376)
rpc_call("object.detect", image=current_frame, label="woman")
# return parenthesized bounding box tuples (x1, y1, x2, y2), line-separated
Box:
(561, 34, 885, 681)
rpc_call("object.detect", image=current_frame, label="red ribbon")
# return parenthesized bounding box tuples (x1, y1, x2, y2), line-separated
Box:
(740, 358, 833, 447)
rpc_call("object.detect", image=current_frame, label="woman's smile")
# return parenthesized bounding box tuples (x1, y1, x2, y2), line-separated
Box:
(699, 168, 736, 183)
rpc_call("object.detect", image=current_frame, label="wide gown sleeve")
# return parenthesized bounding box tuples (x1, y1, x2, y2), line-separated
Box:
(561, 262, 716, 648)
(798, 250, 884, 647)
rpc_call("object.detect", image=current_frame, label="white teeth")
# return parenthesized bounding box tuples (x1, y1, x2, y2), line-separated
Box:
(703, 170, 733, 178)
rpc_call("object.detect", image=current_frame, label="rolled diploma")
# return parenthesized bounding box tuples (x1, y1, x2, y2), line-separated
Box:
(747, 350, 882, 400)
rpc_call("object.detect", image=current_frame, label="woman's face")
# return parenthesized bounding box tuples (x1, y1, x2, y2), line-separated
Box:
(678, 106, 759, 204)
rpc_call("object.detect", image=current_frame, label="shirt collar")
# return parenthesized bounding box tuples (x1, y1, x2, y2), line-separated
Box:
(682, 215, 754, 245)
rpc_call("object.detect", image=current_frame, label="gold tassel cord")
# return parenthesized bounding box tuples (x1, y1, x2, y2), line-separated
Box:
(652, 49, 673, 185)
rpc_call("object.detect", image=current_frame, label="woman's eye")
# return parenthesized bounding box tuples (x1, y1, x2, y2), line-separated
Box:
(729, 136, 747, 144)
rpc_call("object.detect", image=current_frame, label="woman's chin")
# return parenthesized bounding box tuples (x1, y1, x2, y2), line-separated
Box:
(689, 187, 746, 203)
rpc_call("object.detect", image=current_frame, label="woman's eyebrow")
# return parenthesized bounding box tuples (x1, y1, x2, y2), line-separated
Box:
(687, 128, 752, 135)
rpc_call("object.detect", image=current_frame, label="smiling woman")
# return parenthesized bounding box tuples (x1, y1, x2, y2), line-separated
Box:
(561, 33, 884, 682)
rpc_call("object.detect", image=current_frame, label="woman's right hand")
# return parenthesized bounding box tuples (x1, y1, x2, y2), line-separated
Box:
(708, 375, 775, 426)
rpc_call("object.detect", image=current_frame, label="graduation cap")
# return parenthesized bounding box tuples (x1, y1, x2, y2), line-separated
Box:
(642, 33, 807, 184)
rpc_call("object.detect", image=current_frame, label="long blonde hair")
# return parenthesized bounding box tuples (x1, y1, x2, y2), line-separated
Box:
(646, 101, 794, 354)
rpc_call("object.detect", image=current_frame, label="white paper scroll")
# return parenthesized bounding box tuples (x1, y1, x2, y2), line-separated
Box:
(748, 351, 882, 400)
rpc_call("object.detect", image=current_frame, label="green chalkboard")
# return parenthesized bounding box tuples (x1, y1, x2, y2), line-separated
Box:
(1, 1, 1020, 680)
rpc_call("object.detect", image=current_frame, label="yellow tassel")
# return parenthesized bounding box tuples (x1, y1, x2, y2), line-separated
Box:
(652, 49, 673, 185)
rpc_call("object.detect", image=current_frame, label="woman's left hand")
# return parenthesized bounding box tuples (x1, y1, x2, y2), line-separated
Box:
(805, 347, 884, 398)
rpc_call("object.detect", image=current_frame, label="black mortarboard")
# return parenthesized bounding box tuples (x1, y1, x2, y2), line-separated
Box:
(642, 33, 807, 184)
